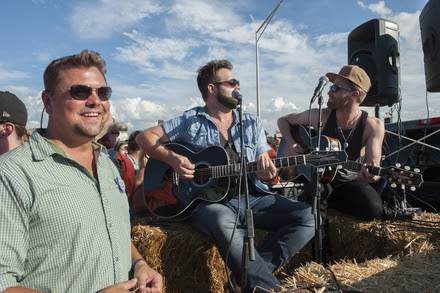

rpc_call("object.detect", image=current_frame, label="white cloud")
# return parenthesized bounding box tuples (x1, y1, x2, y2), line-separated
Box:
(0, 65, 29, 81)
(315, 32, 349, 47)
(357, 1, 393, 17)
(70, 0, 164, 39)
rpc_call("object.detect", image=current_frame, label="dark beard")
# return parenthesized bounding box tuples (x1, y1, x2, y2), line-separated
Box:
(217, 93, 238, 109)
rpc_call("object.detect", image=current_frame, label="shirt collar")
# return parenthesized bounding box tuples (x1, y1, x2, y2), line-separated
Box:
(29, 129, 106, 161)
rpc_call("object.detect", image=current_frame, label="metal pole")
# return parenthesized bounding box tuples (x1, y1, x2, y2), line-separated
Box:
(255, 0, 284, 117)
(256, 33, 261, 117)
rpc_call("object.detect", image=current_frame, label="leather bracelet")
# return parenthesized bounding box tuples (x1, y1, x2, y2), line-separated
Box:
(132, 257, 148, 271)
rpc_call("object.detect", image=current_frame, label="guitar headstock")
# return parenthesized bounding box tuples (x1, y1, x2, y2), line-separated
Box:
(307, 150, 348, 168)
(384, 164, 424, 190)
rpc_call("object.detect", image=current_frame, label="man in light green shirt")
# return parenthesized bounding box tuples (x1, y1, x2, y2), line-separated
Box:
(0, 50, 162, 293)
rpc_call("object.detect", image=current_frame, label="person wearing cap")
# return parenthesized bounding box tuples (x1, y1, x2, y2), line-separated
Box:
(271, 130, 282, 152)
(278, 65, 384, 222)
(96, 112, 128, 158)
(0, 50, 162, 293)
(0, 91, 28, 155)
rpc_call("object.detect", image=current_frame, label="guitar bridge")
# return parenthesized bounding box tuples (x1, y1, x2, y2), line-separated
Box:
(173, 172, 180, 191)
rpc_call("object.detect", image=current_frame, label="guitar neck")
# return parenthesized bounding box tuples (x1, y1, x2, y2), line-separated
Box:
(206, 151, 344, 179)
(342, 161, 381, 175)
(207, 155, 309, 178)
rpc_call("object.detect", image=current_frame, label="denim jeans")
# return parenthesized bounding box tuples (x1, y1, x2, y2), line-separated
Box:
(189, 193, 315, 293)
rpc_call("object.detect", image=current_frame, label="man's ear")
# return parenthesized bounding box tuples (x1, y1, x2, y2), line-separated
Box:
(207, 83, 217, 95)
(0, 122, 15, 138)
(42, 90, 53, 115)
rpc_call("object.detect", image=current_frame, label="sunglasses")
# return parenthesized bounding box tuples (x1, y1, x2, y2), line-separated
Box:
(213, 79, 240, 88)
(49, 84, 112, 101)
(330, 84, 354, 93)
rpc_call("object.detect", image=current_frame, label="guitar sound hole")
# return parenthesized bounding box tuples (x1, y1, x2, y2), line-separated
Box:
(193, 163, 210, 185)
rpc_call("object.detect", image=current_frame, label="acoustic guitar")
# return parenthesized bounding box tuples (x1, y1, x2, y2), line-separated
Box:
(143, 142, 347, 218)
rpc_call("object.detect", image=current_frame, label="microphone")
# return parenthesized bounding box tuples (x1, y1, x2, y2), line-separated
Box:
(310, 76, 329, 104)
(232, 89, 242, 102)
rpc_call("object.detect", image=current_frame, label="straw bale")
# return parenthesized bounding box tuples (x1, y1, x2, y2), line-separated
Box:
(131, 218, 313, 293)
(280, 249, 440, 293)
(328, 210, 440, 261)
(131, 218, 229, 293)
(131, 211, 440, 292)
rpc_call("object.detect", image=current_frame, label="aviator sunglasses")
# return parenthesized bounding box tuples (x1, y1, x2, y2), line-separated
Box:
(330, 84, 354, 93)
(48, 84, 112, 101)
(213, 79, 240, 88)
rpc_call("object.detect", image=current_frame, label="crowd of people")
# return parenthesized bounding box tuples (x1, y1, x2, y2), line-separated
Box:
(0, 49, 385, 293)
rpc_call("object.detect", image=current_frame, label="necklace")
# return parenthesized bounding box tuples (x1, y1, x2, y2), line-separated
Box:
(337, 111, 361, 148)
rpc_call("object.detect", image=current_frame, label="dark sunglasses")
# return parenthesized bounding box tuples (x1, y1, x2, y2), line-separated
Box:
(213, 79, 240, 88)
(48, 84, 112, 101)
(330, 84, 354, 93)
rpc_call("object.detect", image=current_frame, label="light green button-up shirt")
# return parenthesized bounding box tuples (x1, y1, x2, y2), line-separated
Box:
(0, 129, 132, 292)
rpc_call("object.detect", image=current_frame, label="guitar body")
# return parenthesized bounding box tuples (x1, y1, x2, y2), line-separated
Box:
(277, 125, 341, 182)
(143, 143, 230, 218)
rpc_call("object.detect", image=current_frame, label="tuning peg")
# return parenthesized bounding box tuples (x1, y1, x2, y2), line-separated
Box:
(336, 165, 343, 170)
(395, 163, 401, 168)
(391, 183, 397, 188)
(414, 168, 420, 173)
(404, 166, 410, 171)
(411, 186, 416, 192)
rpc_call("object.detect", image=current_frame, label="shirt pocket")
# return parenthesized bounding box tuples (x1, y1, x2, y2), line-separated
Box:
(186, 122, 209, 151)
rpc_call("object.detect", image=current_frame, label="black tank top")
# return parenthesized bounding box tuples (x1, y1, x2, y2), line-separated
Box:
(322, 110, 368, 182)
(322, 109, 368, 161)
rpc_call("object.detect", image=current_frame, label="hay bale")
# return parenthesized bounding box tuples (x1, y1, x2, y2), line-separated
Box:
(131, 218, 313, 293)
(280, 250, 440, 293)
(132, 219, 229, 293)
(132, 212, 440, 292)
(328, 211, 440, 261)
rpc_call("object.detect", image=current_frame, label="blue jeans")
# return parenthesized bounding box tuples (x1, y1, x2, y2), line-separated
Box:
(189, 194, 315, 293)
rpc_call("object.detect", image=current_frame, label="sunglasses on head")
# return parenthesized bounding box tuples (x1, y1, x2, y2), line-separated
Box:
(330, 84, 354, 93)
(213, 79, 240, 88)
(48, 84, 112, 101)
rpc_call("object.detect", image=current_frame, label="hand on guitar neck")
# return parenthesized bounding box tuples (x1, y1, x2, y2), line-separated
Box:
(358, 160, 380, 183)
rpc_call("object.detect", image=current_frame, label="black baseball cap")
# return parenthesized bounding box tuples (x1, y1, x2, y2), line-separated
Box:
(0, 91, 28, 126)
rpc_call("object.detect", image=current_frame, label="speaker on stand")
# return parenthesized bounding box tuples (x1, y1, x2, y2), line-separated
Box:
(420, 0, 440, 92)
(348, 18, 401, 114)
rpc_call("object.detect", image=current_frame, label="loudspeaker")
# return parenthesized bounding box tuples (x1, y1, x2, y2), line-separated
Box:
(420, 0, 440, 92)
(348, 18, 401, 107)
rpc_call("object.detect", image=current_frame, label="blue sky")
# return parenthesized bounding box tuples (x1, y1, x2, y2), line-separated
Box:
(0, 0, 437, 137)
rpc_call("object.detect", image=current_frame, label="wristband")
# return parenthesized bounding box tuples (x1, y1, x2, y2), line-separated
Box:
(132, 258, 148, 271)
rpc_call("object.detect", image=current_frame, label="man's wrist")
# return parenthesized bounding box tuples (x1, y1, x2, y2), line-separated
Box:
(132, 257, 148, 271)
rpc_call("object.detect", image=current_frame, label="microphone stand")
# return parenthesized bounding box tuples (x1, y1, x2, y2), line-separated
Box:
(311, 93, 325, 264)
(236, 96, 255, 292)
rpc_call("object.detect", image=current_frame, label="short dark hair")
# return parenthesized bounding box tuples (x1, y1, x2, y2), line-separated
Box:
(196, 60, 233, 101)
(128, 130, 141, 151)
(43, 49, 107, 91)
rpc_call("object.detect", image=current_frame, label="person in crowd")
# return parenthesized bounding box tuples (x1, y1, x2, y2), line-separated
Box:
(129, 149, 150, 218)
(96, 113, 128, 158)
(0, 49, 162, 293)
(271, 130, 282, 153)
(278, 65, 384, 221)
(136, 59, 315, 293)
(127, 130, 142, 173)
(0, 91, 28, 155)
(115, 140, 129, 156)
(97, 115, 135, 196)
